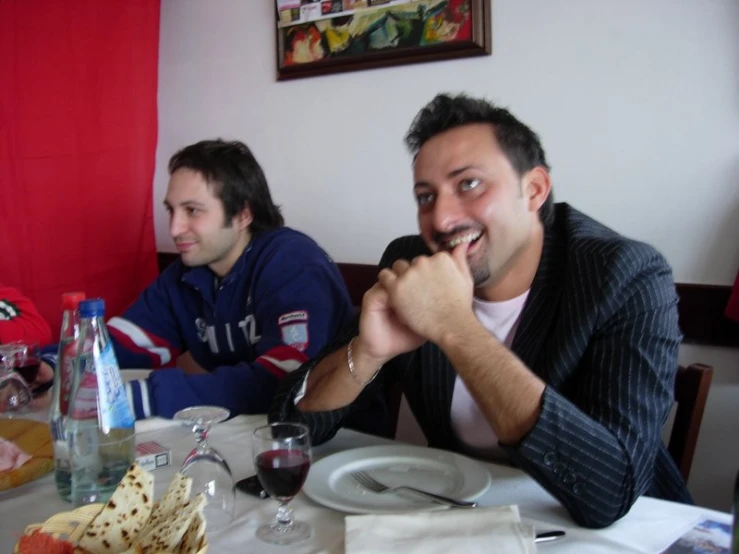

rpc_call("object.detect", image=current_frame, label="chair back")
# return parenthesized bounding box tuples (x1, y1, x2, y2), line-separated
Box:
(669, 363, 713, 482)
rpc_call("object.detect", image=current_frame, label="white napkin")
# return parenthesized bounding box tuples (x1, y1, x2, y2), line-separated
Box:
(345, 505, 536, 554)
(135, 416, 182, 434)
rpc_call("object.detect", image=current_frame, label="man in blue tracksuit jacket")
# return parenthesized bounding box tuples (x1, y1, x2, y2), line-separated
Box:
(41, 139, 356, 421)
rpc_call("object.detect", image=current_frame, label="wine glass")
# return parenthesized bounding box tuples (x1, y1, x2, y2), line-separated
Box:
(0, 342, 41, 383)
(252, 422, 312, 545)
(173, 406, 235, 530)
(0, 343, 33, 414)
(12, 342, 40, 383)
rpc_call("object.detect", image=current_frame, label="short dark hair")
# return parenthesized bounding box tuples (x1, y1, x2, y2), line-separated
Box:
(168, 139, 284, 233)
(405, 93, 554, 226)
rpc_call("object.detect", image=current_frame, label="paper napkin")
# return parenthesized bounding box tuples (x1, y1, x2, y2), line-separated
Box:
(345, 505, 536, 554)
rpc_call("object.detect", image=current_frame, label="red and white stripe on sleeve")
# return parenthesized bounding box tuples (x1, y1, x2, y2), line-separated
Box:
(107, 317, 180, 367)
(256, 345, 309, 377)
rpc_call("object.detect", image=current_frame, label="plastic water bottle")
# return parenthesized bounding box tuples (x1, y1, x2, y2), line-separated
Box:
(67, 298, 135, 507)
(49, 291, 85, 501)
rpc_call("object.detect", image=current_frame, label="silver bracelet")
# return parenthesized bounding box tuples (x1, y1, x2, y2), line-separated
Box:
(346, 337, 382, 387)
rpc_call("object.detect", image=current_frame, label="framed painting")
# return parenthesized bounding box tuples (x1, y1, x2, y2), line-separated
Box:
(275, 0, 492, 81)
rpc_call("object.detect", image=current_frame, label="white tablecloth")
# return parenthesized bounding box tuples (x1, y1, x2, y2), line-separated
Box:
(0, 414, 731, 553)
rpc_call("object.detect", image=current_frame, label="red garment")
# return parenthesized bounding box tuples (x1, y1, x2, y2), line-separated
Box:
(726, 270, 739, 322)
(0, 286, 52, 345)
(0, 0, 160, 339)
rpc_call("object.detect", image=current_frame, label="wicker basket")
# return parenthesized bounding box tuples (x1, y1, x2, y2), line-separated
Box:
(13, 503, 208, 553)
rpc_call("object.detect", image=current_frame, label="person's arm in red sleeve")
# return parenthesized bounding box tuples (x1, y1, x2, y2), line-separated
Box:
(0, 286, 52, 345)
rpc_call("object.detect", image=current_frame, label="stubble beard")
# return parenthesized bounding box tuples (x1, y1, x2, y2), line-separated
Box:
(469, 258, 492, 288)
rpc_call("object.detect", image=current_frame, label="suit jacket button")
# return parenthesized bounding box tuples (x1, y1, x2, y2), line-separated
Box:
(573, 482, 585, 496)
(563, 471, 576, 484)
(543, 452, 557, 466)
(553, 462, 566, 475)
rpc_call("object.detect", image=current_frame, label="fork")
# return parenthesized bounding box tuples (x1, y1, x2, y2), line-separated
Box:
(351, 470, 477, 508)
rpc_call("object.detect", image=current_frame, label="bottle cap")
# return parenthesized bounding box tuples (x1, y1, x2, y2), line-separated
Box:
(62, 292, 86, 311)
(79, 298, 105, 318)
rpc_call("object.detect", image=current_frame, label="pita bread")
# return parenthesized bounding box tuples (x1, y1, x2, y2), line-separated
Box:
(77, 463, 154, 554)
(144, 473, 192, 532)
(177, 511, 205, 554)
(130, 493, 206, 554)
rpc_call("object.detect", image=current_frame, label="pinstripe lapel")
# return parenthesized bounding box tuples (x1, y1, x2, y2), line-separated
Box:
(419, 341, 459, 449)
(510, 223, 567, 372)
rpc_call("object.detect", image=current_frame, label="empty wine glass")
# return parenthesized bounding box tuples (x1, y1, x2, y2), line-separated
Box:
(252, 422, 312, 545)
(0, 344, 33, 415)
(174, 406, 234, 530)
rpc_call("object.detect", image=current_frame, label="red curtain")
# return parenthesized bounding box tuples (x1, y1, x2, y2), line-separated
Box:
(0, 0, 160, 339)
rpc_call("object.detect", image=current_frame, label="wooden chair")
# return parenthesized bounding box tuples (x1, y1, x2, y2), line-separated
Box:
(669, 363, 713, 482)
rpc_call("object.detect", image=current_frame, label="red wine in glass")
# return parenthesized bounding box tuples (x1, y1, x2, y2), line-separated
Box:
(0, 342, 40, 384)
(15, 359, 40, 383)
(252, 422, 312, 546)
(255, 450, 311, 499)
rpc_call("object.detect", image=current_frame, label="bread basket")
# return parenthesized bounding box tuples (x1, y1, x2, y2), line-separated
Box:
(13, 503, 208, 553)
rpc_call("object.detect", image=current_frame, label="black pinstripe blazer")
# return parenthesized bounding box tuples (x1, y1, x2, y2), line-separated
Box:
(270, 203, 691, 528)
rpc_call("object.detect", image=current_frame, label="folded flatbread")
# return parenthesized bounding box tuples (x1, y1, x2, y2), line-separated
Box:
(77, 464, 154, 554)
(125, 493, 206, 554)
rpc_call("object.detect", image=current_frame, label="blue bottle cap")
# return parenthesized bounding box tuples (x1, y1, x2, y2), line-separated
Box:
(79, 298, 106, 318)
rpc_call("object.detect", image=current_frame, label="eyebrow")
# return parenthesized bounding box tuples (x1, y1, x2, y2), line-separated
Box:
(163, 200, 207, 208)
(413, 165, 481, 189)
(164, 200, 205, 206)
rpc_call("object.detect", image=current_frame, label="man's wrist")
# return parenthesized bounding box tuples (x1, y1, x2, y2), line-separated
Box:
(436, 311, 486, 351)
(432, 310, 480, 349)
(349, 336, 386, 384)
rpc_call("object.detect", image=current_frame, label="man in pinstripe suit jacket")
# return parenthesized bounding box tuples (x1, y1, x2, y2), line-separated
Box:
(270, 94, 691, 528)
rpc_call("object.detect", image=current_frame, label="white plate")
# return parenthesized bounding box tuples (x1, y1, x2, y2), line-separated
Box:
(303, 444, 491, 514)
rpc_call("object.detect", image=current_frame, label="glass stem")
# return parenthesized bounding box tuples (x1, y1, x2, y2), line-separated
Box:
(193, 423, 210, 454)
(275, 500, 294, 529)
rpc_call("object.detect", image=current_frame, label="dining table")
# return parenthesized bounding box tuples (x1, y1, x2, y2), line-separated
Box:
(0, 410, 732, 554)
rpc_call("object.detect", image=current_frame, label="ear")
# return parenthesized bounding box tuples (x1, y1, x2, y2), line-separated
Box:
(522, 167, 552, 214)
(234, 207, 253, 231)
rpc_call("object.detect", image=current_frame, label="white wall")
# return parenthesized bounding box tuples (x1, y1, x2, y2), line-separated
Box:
(156, 0, 739, 510)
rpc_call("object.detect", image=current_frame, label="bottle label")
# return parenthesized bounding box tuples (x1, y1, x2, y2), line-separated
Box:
(95, 343, 134, 432)
(69, 371, 99, 421)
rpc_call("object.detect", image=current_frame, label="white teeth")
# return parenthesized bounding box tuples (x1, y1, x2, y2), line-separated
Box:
(445, 231, 482, 248)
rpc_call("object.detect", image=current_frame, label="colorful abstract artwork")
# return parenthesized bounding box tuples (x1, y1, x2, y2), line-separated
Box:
(275, 0, 491, 80)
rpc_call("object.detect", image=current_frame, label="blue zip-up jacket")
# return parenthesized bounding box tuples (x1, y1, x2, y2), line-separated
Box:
(45, 227, 354, 419)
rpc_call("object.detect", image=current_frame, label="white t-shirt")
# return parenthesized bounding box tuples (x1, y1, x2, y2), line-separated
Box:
(450, 290, 529, 461)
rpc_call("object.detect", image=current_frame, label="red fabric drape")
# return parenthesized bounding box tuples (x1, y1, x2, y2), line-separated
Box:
(0, 0, 160, 339)
(726, 270, 739, 322)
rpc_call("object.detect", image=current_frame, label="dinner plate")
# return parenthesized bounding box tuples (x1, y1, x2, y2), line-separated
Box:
(303, 444, 491, 514)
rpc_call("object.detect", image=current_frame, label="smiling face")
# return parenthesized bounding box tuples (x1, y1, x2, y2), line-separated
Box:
(413, 123, 550, 301)
(165, 168, 252, 277)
